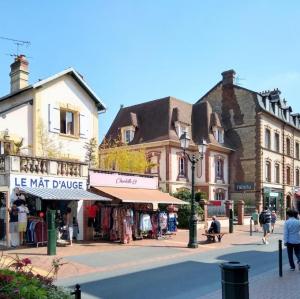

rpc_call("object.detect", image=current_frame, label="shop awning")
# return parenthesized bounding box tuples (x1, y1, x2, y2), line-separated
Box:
(19, 187, 111, 201)
(91, 186, 188, 205)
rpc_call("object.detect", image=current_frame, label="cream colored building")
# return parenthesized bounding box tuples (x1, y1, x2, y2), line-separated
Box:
(0, 55, 105, 160)
(102, 97, 232, 202)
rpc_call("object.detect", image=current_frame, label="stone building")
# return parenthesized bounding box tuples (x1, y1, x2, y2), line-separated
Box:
(197, 69, 300, 216)
(102, 96, 232, 202)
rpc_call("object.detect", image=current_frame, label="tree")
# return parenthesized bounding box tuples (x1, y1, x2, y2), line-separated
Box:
(84, 137, 98, 167)
(173, 190, 203, 229)
(36, 119, 61, 158)
(13, 138, 24, 154)
(99, 136, 155, 173)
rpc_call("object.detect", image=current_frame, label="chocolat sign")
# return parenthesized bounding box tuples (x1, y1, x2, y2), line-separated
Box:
(90, 172, 158, 189)
(10, 174, 86, 190)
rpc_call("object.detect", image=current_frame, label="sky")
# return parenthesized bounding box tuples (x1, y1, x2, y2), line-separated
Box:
(1, 1, 300, 140)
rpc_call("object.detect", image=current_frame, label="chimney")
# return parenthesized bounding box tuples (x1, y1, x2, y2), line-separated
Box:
(221, 69, 236, 86)
(9, 55, 29, 93)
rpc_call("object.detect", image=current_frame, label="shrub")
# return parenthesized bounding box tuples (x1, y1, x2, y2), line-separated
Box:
(0, 253, 71, 299)
(173, 190, 203, 229)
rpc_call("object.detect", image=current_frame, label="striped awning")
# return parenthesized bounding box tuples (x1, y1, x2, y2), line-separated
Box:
(19, 187, 111, 201)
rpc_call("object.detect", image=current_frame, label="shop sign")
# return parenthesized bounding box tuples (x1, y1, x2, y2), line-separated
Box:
(10, 174, 86, 190)
(270, 192, 279, 197)
(89, 172, 158, 189)
(235, 182, 255, 191)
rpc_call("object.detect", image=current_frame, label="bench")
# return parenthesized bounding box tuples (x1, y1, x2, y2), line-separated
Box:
(202, 232, 226, 243)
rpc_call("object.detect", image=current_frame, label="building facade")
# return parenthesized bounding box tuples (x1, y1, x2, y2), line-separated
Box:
(0, 55, 105, 161)
(197, 70, 300, 216)
(102, 97, 232, 202)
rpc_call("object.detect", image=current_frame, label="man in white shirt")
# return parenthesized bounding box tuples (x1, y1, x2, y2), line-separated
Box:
(284, 209, 300, 271)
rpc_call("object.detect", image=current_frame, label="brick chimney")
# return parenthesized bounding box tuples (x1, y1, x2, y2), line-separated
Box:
(221, 69, 236, 86)
(9, 55, 29, 93)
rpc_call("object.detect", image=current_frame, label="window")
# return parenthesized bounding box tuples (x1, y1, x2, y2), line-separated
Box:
(215, 128, 224, 143)
(265, 161, 271, 182)
(274, 133, 280, 152)
(123, 128, 135, 144)
(215, 190, 225, 201)
(296, 143, 300, 159)
(60, 110, 75, 135)
(179, 156, 186, 176)
(286, 138, 291, 156)
(286, 166, 291, 185)
(216, 159, 224, 180)
(265, 129, 271, 149)
(275, 163, 280, 183)
(296, 169, 300, 186)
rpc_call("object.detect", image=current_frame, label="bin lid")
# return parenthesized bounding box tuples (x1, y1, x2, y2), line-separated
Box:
(220, 261, 250, 270)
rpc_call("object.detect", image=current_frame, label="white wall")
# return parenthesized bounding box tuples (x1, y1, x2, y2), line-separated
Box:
(36, 75, 99, 161)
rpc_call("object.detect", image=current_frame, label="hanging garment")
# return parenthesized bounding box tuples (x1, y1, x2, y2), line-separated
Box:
(159, 212, 168, 230)
(140, 214, 152, 232)
(167, 213, 177, 232)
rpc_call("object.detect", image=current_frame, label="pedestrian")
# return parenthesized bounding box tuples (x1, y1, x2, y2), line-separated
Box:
(259, 206, 271, 244)
(207, 215, 221, 242)
(283, 209, 300, 271)
(252, 209, 259, 232)
(64, 207, 73, 246)
(271, 210, 277, 233)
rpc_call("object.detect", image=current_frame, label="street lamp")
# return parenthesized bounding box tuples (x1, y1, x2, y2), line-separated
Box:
(180, 132, 207, 248)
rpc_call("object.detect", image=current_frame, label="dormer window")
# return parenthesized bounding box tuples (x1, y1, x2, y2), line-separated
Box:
(213, 127, 224, 143)
(122, 126, 135, 144)
(175, 121, 189, 139)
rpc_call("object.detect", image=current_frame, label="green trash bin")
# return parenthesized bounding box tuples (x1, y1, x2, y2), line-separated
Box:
(47, 210, 56, 256)
(220, 261, 250, 299)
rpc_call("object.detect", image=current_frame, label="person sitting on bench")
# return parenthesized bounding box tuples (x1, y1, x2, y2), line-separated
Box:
(207, 215, 221, 242)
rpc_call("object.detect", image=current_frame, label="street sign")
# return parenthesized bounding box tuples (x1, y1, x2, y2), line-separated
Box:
(235, 182, 255, 191)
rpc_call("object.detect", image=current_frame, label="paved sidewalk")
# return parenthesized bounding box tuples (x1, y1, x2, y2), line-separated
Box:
(202, 264, 300, 299)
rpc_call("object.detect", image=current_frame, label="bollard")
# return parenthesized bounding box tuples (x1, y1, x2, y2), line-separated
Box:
(47, 210, 56, 256)
(250, 217, 253, 236)
(220, 261, 250, 299)
(279, 240, 283, 277)
(229, 209, 234, 233)
(71, 284, 81, 299)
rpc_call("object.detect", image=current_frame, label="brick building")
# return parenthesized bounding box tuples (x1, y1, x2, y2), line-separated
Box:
(198, 70, 300, 216)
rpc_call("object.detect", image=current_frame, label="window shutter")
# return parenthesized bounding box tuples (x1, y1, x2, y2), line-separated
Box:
(48, 104, 60, 133)
(80, 113, 89, 139)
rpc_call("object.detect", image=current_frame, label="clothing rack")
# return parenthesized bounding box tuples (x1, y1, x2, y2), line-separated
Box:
(26, 216, 47, 247)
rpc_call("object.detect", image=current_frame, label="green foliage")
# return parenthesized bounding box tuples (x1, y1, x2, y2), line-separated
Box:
(37, 119, 61, 158)
(99, 136, 154, 174)
(84, 137, 98, 167)
(173, 190, 204, 229)
(0, 253, 70, 299)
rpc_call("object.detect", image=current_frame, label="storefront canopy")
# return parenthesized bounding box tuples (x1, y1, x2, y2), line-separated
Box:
(91, 186, 188, 205)
(19, 187, 111, 201)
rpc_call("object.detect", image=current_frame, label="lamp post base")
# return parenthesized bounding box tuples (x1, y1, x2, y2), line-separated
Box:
(188, 242, 199, 249)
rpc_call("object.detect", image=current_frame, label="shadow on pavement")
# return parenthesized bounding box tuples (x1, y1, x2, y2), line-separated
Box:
(66, 248, 288, 299)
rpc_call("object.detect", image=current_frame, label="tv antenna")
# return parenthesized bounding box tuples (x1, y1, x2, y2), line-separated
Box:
(0, 36, 31, 55)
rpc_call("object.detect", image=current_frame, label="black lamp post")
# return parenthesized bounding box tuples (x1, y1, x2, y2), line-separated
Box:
(180, 132, 207, 248)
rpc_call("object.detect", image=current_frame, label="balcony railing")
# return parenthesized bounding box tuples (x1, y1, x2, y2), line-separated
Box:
(0, 154, 88, 178)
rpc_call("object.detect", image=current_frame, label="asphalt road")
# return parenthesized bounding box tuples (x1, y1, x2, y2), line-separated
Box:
(57, 230, 287, 299)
